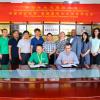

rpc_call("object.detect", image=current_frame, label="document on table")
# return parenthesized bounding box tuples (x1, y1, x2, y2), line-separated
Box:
(29, 64, 46, 68)
(61, 64, 77, 68)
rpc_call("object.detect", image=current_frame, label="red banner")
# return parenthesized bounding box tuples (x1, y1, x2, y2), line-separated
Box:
(0, 3, 100, 22)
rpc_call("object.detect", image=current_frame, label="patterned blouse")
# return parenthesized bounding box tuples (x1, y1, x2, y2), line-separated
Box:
(56, 39, 68, 53)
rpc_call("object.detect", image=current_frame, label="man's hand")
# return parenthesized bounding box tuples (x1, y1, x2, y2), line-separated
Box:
(9, 55, 12, 60)
(81, 53, 85, 57)
(19, 55, 22, 61)
(49, 53, 53, 59)
(62, 60, 67, 64)
(92, 53, 97, 56)
(0, 54, 2, 60)
(69, 59, 73, 64)
(28, 62, 34, 65)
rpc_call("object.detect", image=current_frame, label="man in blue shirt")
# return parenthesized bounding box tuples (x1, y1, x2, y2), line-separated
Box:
(55, 43, 79, 68)
(31, 28, 44, 52)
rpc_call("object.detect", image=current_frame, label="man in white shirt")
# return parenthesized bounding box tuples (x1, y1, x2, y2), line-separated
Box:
(17, 31, 31, 65)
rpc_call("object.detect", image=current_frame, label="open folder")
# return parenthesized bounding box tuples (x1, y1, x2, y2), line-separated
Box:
(29, 64, 46, 68)
(61, 64, 77, 68)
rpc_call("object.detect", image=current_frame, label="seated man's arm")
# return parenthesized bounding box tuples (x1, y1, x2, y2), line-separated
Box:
(28, 54, 34, 63)
(44, 53, 49, 64)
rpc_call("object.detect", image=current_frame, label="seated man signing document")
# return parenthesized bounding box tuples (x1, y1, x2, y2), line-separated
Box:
(28, 44, 49, 68)
(55, 43, 79, 68)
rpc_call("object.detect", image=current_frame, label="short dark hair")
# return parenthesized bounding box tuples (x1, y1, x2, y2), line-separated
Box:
(34, 28, 41, 33)
(92, 28, 100, 39)
(1, 29, 8, 33)
(23, 30, 29, 35)
(12, 30, 19, 34)
(65, 43, 72, 47)
(36, 44, 43, 48)
(47, 33, 53, 36)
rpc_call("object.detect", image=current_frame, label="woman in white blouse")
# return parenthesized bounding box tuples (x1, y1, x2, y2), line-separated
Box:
(90, 28, 100, 65)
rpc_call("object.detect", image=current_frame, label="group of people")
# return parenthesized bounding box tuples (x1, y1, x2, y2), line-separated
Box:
(0, 27, 100, 70)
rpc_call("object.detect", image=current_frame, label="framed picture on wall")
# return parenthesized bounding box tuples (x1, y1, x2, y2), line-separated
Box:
(19, 25, 27, 33)
(44, 24, 59, 35)
(27, 24, 43, 35)
(60, 24, 75, 35)
(76, 25, 91, 35)
(11, 24, 27, 34)
(92, 24, 100, 29)
(0, 24, 10, 35)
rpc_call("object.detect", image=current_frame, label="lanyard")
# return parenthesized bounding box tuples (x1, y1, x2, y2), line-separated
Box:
(37, 53, 42, 64)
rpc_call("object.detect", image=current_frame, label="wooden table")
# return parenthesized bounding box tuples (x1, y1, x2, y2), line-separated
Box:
(0, 78, 100, 100)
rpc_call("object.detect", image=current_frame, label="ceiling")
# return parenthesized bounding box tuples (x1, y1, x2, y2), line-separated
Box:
(0, 0, 100, 3)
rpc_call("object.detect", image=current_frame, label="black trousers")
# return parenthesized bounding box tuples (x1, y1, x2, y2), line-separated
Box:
(10, 56, 19, 70)
(49, 53, 55, 65)
(20, 53, 31, 65)
(90, 53, 100, 65)
(0, 54, 9, 65)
